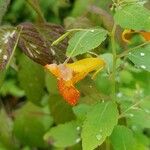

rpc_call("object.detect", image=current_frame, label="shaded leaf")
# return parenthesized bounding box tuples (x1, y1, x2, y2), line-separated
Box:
(13, 102, 53, 148)
(49, 95, 75, 124)
(45, 72, 59, 95)
(128, 44, 150, 71)
(72, 104, 92, 121)
(18, 54, 45, 105)
(44, 121, 80, 148)
(0, 79, 25, 97)
(110, 125, 137, 150)
(17, 22, 67, 66)
(114, 4, 150, 31)
(66, 28, 108, 57)
(81, 101, 118, 150)
(0, 108, 17, 150)
(0, 0, 10, 24)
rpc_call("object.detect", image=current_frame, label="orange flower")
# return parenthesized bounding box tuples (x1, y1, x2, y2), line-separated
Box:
(122, 29, 150, 43)
(45, 58, 105, 105)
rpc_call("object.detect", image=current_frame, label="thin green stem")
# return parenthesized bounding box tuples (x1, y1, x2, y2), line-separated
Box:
(6, 27, 22, 70)
(106, 138, 110, 150)
(26, 0, 45, 23)
(52, 28, 84, 46)
(111, 23, 117, 101)
(118, 41, 150, 58)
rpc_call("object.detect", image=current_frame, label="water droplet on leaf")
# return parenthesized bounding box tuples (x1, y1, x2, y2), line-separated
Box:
(140, 52, 145, 56)
(76, 126, 81, 131)
(75, 138, 81, 143)
(96, 134, 102, 141)
(140, 65, 146, 69)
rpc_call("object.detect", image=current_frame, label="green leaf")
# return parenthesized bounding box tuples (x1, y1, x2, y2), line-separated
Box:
(72, 104, 92, 121)
(18, 54, 45, 105)
(81, 101, 119, 150)
(45, 72, 59, 95)
(95, 72, 112, 95)
(114, 4, 150, 31)
(49, 95, 75, 124)
(0, 108, 16, 150)
(44, 121, 81, 148)
(110, 125, 137, 150)
(0, 79, 25, 97)
(127, 108, 150, 129)
(66, 28, 108, 57)
(128, 44, 150, 71)
(99, 53, 113, 73)
(71, 0, 91, 17)
(13, 102, 53, 148)
(0, 0, 10, 24)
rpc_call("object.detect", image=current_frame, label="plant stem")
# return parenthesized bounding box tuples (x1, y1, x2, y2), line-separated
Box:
(111, 23, 117, 101)
(106, 138, 110, 150)
(117, 41, 150, 58)
(6, 27, 22, 70)
(26, 0, 45, 23)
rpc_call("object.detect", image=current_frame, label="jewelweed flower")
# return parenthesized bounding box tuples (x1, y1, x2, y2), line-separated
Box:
(122, 29, 150, 43)
(45, 58, 105, 105)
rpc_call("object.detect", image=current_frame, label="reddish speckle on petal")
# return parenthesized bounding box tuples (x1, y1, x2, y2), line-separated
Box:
(57, 79, 80, 106)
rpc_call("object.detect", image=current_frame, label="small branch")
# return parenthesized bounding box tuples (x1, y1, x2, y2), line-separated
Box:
(26, 0, 45, 23)
(6, 27, 23, 70)
(111, 23, 117, 101)
(117, 41, 150, 58)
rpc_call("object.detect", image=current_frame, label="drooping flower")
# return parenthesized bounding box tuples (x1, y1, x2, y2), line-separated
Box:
(45, 57, 105, 105)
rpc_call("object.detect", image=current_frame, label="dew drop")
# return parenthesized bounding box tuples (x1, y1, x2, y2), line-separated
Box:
(140, 65, 146, 69)
(116, 92, 123, 98)
(140, 52, 145, 56)
(129, 113, 134, 117)
(96, 134, 102, 141)
(3, 55, 7, 60)
(91, 29, 94, 32)
(144, 109, 150, 114)
(131, 125, 137, 131)
(75, 138, 81, 143)
(76, 126, 81, 131)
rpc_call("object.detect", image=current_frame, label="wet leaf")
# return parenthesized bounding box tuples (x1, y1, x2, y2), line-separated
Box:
(81, 101, 118, 150)
(17, 22, 67, 66)
(66, 28, 108, 57)
(44, 121, 80, 148)
(114, 4, 150, 31)
(0, 26, 16, 70)
(128, 44, 150, 71)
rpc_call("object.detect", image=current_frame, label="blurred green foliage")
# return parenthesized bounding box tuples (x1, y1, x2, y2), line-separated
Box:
(0, 0, 150, 150)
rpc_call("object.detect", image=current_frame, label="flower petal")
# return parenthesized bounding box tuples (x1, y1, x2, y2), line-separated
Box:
(66, 57, 105, 83)
(57, 79, 80, 106)
(140, 32, 150, 41)
(122, 29, 150, 43)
